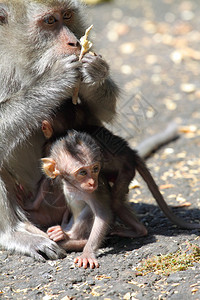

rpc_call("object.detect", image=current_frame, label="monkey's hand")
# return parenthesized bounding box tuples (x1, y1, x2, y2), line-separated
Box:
(74, 252, 99, 269)
(80, 53, 109, 85)
(47, 226, 69, 242)
(48, 54, 81, 94)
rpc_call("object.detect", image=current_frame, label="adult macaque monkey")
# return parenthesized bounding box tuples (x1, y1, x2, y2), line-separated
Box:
(0, 0, 119, 260)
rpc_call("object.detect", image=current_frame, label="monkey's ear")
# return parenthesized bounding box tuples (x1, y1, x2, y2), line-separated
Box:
(0, 7, 8, 25)
(41, 158, 61, 179)
(42, 120, 53, 139)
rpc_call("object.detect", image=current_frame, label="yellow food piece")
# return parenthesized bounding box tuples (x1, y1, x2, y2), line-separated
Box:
(83, 0, 112, 4)
(72, 25, 94, 105)
(79, 25, 93, 60)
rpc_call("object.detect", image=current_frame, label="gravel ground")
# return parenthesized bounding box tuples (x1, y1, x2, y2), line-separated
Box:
(1, 0, 200, 299)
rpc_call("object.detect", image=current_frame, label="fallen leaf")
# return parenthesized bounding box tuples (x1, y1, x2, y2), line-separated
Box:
(95, 275, 111, 280)
(191, 288, 199, 294)
(173, 202, 192, 208)
(159, 184, 175, 190)
(179, 125, 197, 133)
(61, 297, 73, 300)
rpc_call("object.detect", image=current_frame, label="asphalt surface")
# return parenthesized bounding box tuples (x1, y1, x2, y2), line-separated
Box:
(1, 0, 200, 299)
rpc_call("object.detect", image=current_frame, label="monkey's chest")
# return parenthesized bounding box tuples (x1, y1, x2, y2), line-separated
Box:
(62, 183, 86, 221)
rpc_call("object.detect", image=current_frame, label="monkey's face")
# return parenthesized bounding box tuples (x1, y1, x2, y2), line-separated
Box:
(24, 2, 85, 67)
(73, 163, 101, 193)
(42, 152, 101, 194)
(33, 8, 81, 55)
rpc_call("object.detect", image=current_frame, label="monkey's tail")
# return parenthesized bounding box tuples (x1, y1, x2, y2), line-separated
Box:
(136, 122, 179, 158)
(136, 157, 200, 229)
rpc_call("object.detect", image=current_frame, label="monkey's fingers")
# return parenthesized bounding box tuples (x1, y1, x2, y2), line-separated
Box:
(47, 226, 66, 242)
(47, 225, 59, 235)
(81, 257, 88, 269)
(50, 233, 66, 242)
(87, 257, 99, 269)
(74, 256, 83, 267)
(32, 236, 66, 260)
(74, 256, 99, 269)
(47, 225, 61, 231)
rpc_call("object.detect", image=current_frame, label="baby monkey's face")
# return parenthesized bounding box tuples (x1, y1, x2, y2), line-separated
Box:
(72, 162, 101, 193)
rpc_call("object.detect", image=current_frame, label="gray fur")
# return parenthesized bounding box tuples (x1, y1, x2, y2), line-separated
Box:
(0, 0, 119, 260)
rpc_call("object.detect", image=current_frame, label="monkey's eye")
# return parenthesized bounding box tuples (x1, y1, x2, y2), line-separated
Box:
(43, 15, 57, 25)
(63, 11, 72, 20)
(93, 165, 100, 173)
(78, 169, 87, 177)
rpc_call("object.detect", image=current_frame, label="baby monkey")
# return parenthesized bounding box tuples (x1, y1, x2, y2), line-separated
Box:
(42, 129, 112, 269)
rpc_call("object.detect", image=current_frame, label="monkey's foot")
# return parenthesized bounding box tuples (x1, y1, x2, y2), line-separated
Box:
(29, 236, 66, 261)
(74, 253, 99, 269)
(2, 230, 66, 261)
(110, 224, 148, 238)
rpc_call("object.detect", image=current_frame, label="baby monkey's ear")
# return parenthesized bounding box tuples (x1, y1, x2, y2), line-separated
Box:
(41, 158, 61, 179)
(42, 120, 53, 139)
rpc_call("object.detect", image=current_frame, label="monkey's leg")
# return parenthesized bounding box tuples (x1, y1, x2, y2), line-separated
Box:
(111, 173, 148, 237)
(110, 204, 148, 238)
(0, 169, 66, 261)
(109, 226, 140, 238)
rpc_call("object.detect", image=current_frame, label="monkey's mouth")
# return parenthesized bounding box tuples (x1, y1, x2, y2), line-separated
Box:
(86, 185, 98, 193)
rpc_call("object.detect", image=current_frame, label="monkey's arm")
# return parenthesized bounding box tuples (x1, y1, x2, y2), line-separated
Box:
(74, 184, 112, 269)
(79, 54, 120, 123)
(0, 55, 80, 164)
(48, 225, 88, 252)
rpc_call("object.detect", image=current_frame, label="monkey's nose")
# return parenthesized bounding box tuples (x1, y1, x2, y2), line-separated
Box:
(88, 179, 95, 186)
(68, 41, 81, 50)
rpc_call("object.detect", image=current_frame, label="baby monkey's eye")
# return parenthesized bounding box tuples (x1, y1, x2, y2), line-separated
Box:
(44, 15, 57, 25)
(93, 165, 100, 173)
(78, 169, 87, 176)
(63, 10, 72, 20)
